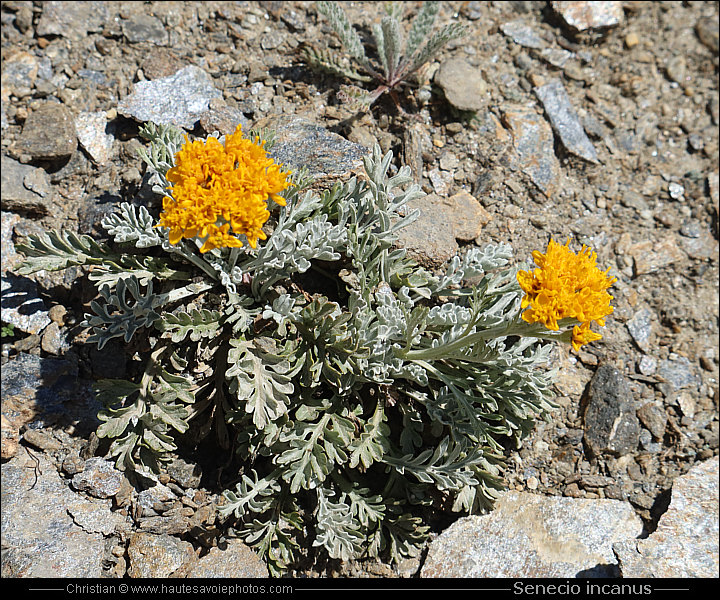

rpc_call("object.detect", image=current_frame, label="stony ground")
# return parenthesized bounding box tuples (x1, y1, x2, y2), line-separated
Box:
(1, 0, 718, 579)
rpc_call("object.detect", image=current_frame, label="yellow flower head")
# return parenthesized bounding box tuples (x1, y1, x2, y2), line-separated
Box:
(156, 125, 291, 253)
(517, 239, 616, 351)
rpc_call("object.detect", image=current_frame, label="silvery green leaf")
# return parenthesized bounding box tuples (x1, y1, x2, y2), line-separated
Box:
(219, 469, 282, 518)
(226, 338, 295, 430)
(157, 308, 222, 343)
(381, 16, 403, 77)
(406, 1, 440, 58)
(349, 401, 390, 469)
(16, 229, 116, 275)
(102, 202, 163, 248)
(313, 486, 364, 561)
(316, 1, 368, 64)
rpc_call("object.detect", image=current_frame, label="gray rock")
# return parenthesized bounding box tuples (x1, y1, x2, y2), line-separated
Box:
(137, 482, 177, 515)
(534, 79, 598, 163)
(36, 1, 109, 41)
(41, 321, 70, 355)
(421, 491, 642, 577)
(434, 58, 488, 112)
(539, 47, 575, 69)
(122, 14, 168, 45)
(167, 456, 203, 489)
(138, 514, 192, 536)
(16, 103, 77, 161)
(117, 65, 222, 130)
(127, 532, 196, 578)
(614, 457, 719, 577)
(1, 274, 51, 335)
(1, 446, 106, 577)
(72, 457, 127, 499)
(552, 1, 624, 32)
(427, 168, 453, 196)
(1, 51, 40, 90)
(186, 539, 269, 578)
(501, 107, 561, 197)
(657, 354, 700, 392)
(626, 306, 653, 352)
(1, 156, 53, 214)
(198, 98, 251, 136)
(638, 354, 657, 376)
(67, 496, 127, 536)
(252, 115, 369, 189)
(1, 212, 21, 274)
(583, 364, 640, 457)
(75, 111, 115, 166)
(500, 20, 546, 49)
(392, 193, 458, 269)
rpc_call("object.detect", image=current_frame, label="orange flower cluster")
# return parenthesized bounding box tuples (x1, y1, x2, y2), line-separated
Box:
(517, 239, 616, 351)
(157, 125, 290, 253)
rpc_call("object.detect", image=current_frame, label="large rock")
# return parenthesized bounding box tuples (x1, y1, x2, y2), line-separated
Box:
(421, 491, 643, 577)
(127, 532, 196, 578)
(1, 156, 53, 214)
(614, 457, 719, 577)
(1, 446, 107, 577)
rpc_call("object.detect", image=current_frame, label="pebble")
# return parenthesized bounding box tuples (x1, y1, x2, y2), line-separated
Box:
(636, 403, 667, 441)
(434, 58, 488, 112)
(695, 16, 719, 54)
(167, 456, 203, 489)
(72, 457, 127, 499)
(628, 237, 685, 276)
(117, 65, 223, 130)
(552, 1, 624, 32)
(41, 321, 70, 355)
(614, 457, 719, 577)
(427, 168, 453, 196)
(500, 20, 546, 49)
(638, 355, 657, 376)
(16, 102, 77, 161)
(1, 51, 40, 90)
(626, 307, 653, 352)
(625, 32, 639, 49)
(539, 47, 575, 69)
(656, 354, 700, 393)
(122, 14, 169, 45)
(421, 490, 642, 577)
(446, 190, 492, 242)
(583, 364, 641, 457)
(74, 111, 115, 166)
(185, 539, 269, 578)
(534, 79, 598, 163)
(500, 107, 560, 197)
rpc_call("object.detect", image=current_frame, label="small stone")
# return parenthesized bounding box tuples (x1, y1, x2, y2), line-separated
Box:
(446, 190, 492, 242)
(48, 305, 67, 326)
(428, 168, 453, 196)
(122, 14, 168, 45)
(638, 355, 657, 376)
(198, 98, 250, 136)
(625, 32, 639, 48)
(21, 428, 63, 453)
(1, 51, 40, 90)
(696, 16, 719, 54)
(657, 355, 700, 392)
(186, 539, 269, 578)
(534, 79, 598, 163)
(500, 20, 545, 49)
(127, 532, 196, 578)
(552, 1, 624, 32)
(75, 111, 115, 166)
(118, 65, 223, 130)
(628, 237, 685, 276)
(665, 56, 687, 85)
(72, 457, 126, 499)
(500, 107, 560, 197)
(539, 47, 575, 68)
(668, 182, 685, 200)
(434, 58, 488, 112)
(636, 403, 667, 440)
(137, 483, 177, 515)
(16, 103, 77, 161)
(167, 457, 203, 489)
(1, 212, 21, 274)
(674, 392, 696, 419)
(626, 307, 653, 352)
(41, 322, 70, 355)
(583, 364, 641, 457)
